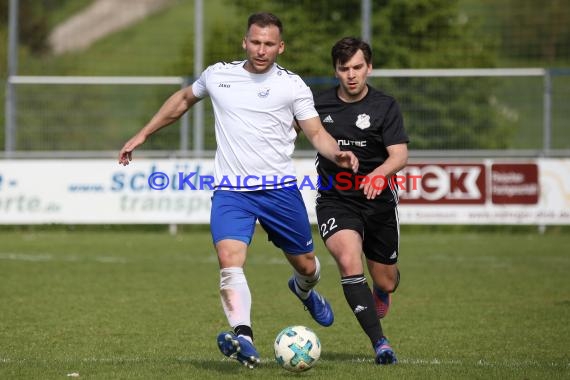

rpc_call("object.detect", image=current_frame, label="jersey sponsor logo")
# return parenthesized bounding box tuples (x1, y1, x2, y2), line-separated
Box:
(337, 139, 367, 147)
(323, 115, 334, 123)
(355, 113, 371, 129)
(258, 87, 271, 98)
(218, 83, 231, 88)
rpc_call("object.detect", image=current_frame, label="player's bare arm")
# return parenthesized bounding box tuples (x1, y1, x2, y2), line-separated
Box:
(292, 119, 302, 135)
(360, 143, 408, 199)
(297, 116, 359, 173)
(118, 86, 201, 166)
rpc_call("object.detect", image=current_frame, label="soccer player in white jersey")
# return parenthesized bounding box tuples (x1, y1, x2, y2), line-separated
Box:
(118, 13, 358, 368)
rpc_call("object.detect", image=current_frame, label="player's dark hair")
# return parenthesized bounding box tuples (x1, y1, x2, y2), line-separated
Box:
(247, 12, 283, 35)
(331, 37, 372, 68)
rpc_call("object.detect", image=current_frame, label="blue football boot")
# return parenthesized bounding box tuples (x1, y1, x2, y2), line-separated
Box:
(216, 331, 260, 368)
(374, 336, 398, 365)
(288, 277, 334, 327)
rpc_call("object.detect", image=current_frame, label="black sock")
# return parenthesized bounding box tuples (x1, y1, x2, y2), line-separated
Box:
(341, 275, 383, 345)
(234, 325, 254, 341)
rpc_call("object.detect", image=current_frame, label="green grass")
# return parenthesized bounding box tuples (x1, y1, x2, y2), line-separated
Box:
(0, 228, 569, 379)
(19, 1, 196, 76)
(46, 0, 94, 29)
(19, 0, 237, 76)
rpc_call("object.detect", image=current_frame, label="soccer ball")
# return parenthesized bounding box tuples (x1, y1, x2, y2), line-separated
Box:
(274, 325, 321, 372)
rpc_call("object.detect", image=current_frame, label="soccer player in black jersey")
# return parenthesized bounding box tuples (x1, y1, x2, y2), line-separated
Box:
(314, 37, 409, 364)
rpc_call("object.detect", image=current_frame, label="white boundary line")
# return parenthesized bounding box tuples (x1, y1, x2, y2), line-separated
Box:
(1, 356, 567, 368)
(0, 252, 127, 263)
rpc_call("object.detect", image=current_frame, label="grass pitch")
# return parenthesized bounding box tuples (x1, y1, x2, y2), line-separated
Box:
(0, 228, 568, 379)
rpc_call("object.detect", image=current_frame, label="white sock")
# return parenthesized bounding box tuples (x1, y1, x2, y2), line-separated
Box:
(219, 267, 251, 329)
(293, 256, 321, 300)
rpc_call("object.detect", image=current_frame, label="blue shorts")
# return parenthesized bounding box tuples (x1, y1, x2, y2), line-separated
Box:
(210, 188, 314, 254)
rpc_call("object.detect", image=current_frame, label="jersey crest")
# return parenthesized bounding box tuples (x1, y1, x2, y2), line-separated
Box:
(355, 113, 371, 130)
(258, 87, 271, 98)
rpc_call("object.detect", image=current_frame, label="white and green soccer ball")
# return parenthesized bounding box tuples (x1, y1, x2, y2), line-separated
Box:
(274, 325, 321, 372)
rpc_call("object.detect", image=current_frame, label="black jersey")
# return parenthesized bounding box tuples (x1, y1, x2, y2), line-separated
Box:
(314, 85, 409, 206)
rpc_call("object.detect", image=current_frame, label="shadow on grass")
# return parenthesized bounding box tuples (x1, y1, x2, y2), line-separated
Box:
(185, 358, 282, 373)
(187, 352, 373, 374)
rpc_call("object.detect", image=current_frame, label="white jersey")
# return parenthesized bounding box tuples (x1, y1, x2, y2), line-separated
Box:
(192, 60, 318, 190)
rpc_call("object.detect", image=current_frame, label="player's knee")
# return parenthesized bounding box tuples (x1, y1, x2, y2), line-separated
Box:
(375, 281, 396, 294)
(295, 258, 316, 276)
(216, 246, 246, 267)
(217, 250, 233, 264)
(289, 253, 317, 276)
(375, 270, 400, 293)
(384, 281, 398, 294)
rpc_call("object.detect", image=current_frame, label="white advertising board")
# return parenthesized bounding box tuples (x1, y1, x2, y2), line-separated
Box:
(0, 158, 568, 225)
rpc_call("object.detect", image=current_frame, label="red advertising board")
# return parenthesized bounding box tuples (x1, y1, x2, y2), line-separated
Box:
(399, 164, 486, 204)
(491, 163, 539, 204)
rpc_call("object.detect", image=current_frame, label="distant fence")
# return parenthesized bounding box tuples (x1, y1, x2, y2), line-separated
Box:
(3, 68, 570, 158)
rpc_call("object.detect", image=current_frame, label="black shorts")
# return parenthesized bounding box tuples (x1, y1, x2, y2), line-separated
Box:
(316, 197, 400, 265)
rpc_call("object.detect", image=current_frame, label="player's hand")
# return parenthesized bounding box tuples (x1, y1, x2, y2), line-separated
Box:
(118, 133, 146, 166)
(359, 170, 387, 200)
(334, 150, 359, 173)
